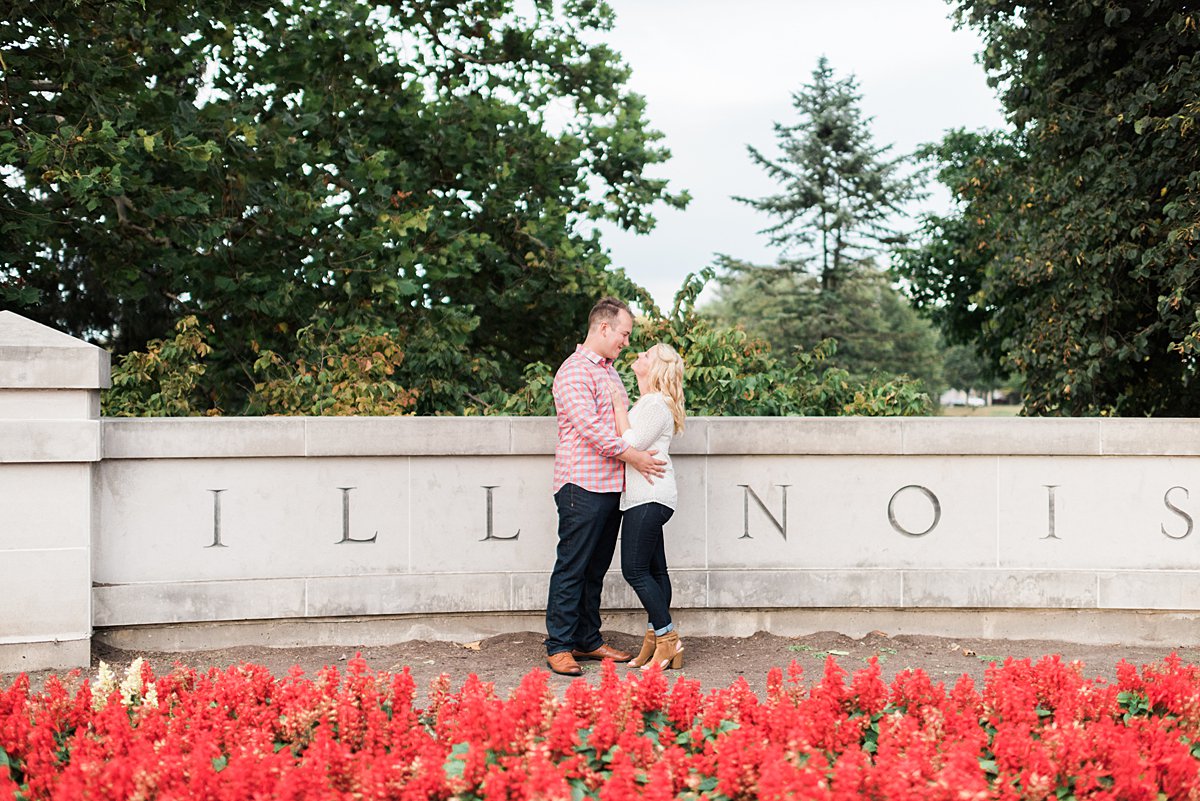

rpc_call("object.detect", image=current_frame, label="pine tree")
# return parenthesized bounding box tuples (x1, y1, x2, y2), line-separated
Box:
(709, 58, 936, 388)
(736, 57, 921, 290)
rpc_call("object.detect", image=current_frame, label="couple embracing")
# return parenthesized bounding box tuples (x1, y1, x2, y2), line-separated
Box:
(544, 296, 686, 677)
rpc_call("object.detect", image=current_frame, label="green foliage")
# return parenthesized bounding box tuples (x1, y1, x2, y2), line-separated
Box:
(735, 57, 922, 290)
(708, 261, 944, 392)
(498, 270, 933, 417)
(103, 313, 489, 416)
(249, 326, 417, 416)
(636, 270, 931, 415)
(896, 130, 1021, 366)
(899, 3, 1200, 415)
(17, 3, 930, 419)
(2, 0, 685, 412)
(492, 361, 557, 416)
(103, 317, 216, 417)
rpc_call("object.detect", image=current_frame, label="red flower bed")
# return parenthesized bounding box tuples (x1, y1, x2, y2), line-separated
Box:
(3, 654, 1200, 799)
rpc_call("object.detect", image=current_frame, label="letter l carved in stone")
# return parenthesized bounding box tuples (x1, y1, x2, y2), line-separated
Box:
(481, 486, 520, 541)
(336, 487, 378, 544)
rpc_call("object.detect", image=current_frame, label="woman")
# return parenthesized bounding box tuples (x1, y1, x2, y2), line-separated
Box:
(609, 342, 687, 670)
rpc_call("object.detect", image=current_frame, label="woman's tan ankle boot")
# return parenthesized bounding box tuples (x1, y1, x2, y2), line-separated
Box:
(628, 630, 656, 668)
(641, 631, 683, 671)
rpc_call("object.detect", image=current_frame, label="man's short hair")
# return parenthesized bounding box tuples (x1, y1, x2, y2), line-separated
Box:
(588, 296, 631, 331)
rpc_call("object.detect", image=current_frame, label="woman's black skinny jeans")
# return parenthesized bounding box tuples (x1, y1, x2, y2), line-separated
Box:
(620, 501, 674, 632)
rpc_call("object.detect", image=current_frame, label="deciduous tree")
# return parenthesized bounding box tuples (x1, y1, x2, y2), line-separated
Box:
(899, 2, 1200, 415)
(1, 0, 685, 412)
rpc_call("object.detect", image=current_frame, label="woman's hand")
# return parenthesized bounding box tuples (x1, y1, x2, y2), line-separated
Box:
(609, 379, 631, 436)
(609, 380, 628, 411)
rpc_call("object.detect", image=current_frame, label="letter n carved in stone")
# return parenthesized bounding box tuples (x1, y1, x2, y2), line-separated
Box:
(738, 484, 790, 540)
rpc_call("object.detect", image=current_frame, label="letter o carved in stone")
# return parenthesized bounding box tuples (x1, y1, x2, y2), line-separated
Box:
(887, 484, 942, 537)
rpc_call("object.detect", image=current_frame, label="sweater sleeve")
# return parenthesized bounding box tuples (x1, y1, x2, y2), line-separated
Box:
(621, 395, 673, 451)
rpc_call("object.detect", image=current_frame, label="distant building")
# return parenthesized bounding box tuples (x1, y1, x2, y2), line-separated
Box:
(939, 388, 1011, 407)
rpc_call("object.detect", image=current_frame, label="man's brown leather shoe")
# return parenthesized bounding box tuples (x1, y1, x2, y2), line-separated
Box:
(572, 643, 632, 663)
(546, 652, 583, 676)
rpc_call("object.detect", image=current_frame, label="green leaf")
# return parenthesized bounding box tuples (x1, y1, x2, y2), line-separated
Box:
(442, 742, 470, 780)
(570, 777, 595, 801)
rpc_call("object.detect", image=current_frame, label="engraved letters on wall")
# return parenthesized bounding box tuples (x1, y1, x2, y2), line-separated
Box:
(197, 481, 1200, 548)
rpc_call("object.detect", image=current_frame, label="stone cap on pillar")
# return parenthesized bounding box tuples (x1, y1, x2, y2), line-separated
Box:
(0, 311, 112, 389)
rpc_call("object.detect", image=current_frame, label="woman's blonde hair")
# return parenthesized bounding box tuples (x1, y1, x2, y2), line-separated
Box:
(645, 343, 686, 433)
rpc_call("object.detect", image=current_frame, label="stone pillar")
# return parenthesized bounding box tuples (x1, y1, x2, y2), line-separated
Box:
(0, 311, 109, 673)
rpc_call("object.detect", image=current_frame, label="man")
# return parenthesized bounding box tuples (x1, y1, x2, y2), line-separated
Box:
(545, 296, 667, 677)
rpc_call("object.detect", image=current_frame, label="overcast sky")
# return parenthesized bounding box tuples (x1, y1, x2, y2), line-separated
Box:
(593, 0, 1010, 310)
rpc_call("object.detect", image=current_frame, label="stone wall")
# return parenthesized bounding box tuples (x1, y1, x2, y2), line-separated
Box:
(5, 311, 1200, 672)
(0, 312, 108, 673)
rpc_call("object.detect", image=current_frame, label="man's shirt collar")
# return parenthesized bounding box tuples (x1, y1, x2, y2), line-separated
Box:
(576, 344, 612, 367)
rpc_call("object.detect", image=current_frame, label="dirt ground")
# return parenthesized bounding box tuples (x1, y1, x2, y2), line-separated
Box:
(9, 629, 1198, 697)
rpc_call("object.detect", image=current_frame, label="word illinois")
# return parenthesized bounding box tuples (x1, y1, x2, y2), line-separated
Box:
(202, 483, 1199, 548)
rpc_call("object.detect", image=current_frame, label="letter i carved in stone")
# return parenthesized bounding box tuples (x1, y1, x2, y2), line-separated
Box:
(207, 489, 228, 548)
(1042, 485, 1061, 540)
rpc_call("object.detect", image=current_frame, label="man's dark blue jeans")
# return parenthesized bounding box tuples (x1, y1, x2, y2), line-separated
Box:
(545, 483, 622, 656)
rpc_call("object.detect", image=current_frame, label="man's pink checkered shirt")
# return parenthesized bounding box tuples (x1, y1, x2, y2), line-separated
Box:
(552, 345, 631, 493)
